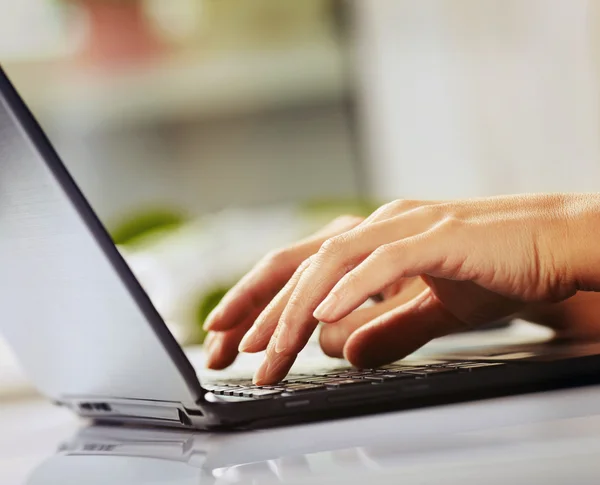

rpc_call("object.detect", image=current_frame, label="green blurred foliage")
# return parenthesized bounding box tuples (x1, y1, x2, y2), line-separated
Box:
(111, 209, 187, 247)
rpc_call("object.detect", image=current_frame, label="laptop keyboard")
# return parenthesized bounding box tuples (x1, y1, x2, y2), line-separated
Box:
(204, 361, 505, 399)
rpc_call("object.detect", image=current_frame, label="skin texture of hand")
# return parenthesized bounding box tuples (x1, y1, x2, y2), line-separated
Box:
(204, 194, 600, 385)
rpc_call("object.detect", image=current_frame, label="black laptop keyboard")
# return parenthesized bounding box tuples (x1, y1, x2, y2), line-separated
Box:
(204, 361, 504, 399)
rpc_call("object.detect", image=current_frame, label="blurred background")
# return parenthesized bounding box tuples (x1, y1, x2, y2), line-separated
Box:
(2, 0, 600, 394)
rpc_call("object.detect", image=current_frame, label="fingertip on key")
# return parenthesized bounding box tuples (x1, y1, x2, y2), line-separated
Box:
(252, 370, 266, 385)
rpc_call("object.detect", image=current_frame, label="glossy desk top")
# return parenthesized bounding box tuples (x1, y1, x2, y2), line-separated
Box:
(3, 383, 600, 484)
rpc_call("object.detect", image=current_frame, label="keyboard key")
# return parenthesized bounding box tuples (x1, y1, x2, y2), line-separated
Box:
(432, 361, 476, 368)
(326, 373, 361, 379)
(454, 362, 505, 370)
(382, 366, 432, 373)
(361, 373, 416, 382)
(304, 377, 339, 384)
(401, 367, 461, 377)
(283, 384, 326, 393)
(347, 371, 382, 377)
(373, 373, 407, 379)
(246, 389, 284, 398)
(284, 383, 323, 390)
(218, 379, 253, 386)
(325, 379, 374, 388)
(282, 377, 312, 384)
(360, 376, 387, 383)
(231, 388, 258, 397)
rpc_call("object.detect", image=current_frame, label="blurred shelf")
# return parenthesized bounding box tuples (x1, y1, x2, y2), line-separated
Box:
(4, 43, 347, 129)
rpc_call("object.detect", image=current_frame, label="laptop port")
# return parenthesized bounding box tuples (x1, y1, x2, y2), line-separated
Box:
(80, 402, 112, 412)
(90, 403, 111, 412)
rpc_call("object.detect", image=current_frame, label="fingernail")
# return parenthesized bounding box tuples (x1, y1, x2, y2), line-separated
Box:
(203, 332, 215, 351)
(238, 329, 258, 353)
(203, 308, 221, 331)
(313, 293, 339, 321)
(275, 323, 290, 354)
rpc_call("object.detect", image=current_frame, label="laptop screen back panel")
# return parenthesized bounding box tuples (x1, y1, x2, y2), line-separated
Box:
(0, 68, 203, 409)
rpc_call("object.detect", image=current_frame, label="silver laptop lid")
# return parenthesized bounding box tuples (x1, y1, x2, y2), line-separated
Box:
(0, 67, 203, 409)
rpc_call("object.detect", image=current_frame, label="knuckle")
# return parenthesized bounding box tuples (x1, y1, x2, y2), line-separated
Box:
(438, 214, 462, 232)
(385, 199, 406, 210)
(434, 202, 459, 216)
(332, 214, 364, 228)
(378, 199, 406, 215)
(412, 203, 453, 223)
(290, 256, 314, 278)
(371, 199, 423, 220)
(285, 291, 304, 313)
(298, 256, 313, 271)
(262, 247, 293, 268)
(340, 271, 360, 289)
(388, 199, 420, 212)
(319, 235, 346, 258)
(415, 204, 440, 217)
(429, 204, 464, 230)
(371, 243, 398, 261)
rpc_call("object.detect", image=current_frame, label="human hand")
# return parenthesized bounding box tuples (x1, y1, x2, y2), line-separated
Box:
(202, 212, 426, 369)
(205, 194, 600, 384)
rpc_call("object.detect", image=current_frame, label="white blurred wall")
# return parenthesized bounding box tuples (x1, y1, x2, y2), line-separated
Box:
(355, 0, 600, 200)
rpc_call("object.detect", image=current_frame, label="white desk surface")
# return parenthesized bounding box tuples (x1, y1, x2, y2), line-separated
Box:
(2, 383, 600, 485)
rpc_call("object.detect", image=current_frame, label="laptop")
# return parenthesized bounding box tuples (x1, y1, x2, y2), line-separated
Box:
(2, 65, 600, 430)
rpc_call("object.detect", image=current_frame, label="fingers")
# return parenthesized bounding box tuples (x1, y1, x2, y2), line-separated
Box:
(319, 278, 426, 358)
(343, 289, 466, 368)
(253, 278, 426, 384)
(204, 309, 261, 369)
(238, 258, 312, 353)
(204, 329, 243, 370)
(319, 293, 408, 358)
(253, 329, 297, 385)
(203, 215, 363, 333)
(314, 228, 462, 324)
(249, 259, 320, 384)
(272, 209, 439, 355)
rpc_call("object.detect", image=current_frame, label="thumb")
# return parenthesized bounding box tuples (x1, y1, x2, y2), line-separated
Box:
(343, 288, 466, 368)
